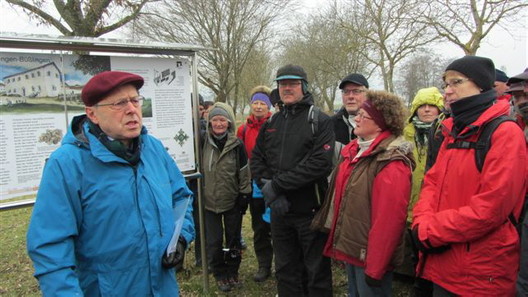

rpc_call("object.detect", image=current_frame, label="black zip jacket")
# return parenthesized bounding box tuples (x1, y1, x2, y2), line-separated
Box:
(251, 93, 335, 214)
(331, 107, 356, 146)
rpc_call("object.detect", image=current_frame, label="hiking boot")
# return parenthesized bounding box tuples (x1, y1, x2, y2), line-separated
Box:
(253, 267, 271, 282)
(229, 275, 243, 288)
(217, 279, 232, 292)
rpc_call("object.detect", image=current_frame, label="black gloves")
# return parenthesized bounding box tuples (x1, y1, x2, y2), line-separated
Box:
(261, 179, 289, 216)
(365, 274, 382, 287)
(237, 193, 250, 214)
(270, 195, 289, 216)
(261, 179, 279, 207)
(410, 226, 451, 254)
(162, 236, 186, 271)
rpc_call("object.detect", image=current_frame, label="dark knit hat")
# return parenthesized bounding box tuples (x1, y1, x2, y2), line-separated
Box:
(208, 106, 231, 122)
(82, 71, 144, 106)
(339, 73, 369, 89)
(495, 69, 508, 82)
(275, 64, 308, 82)
(445, 56, 495, 91)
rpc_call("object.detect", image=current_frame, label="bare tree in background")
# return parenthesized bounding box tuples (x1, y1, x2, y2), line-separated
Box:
(5, 0, 152, 37)
(334, 0, 436, 93)
(236, 46, 274, 115)
(419, 0, 527, 55)
(137, 0, 291, 111)
(280, 8, 371, 112)
(396, 51, 451, 106)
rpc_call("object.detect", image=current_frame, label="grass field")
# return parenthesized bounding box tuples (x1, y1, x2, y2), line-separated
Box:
(0, 202, 412, 296)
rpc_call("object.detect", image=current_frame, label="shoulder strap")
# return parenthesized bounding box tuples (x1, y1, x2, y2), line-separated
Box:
(308, 105, 320, 136)
(241, 123, 247, 142)
(446, 115, 514, 172)
(473, 115, 514, 172)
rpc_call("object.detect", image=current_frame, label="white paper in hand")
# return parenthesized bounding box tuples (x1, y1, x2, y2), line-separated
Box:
(167, 195, 191, 256)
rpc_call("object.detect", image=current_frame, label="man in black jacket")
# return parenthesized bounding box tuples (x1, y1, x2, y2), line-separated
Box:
(331, 73, 368, 161)
(251, 64, 335, 297)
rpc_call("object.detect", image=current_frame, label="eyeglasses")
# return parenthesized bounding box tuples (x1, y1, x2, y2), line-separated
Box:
(278, 81, 302, 88)
(95, 96, 144, 110)
(356, 112, 373, 121)
(342, 89, 366, 95)
(442, 78, 470, 89)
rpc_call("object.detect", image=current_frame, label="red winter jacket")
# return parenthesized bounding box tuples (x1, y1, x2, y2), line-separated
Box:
(237, 113, 271, 160)
(323, 131, 413, 280)
(412, 100, 527, 296)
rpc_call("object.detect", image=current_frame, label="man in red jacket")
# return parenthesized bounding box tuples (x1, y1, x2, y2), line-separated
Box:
(411, 56, 526, 297)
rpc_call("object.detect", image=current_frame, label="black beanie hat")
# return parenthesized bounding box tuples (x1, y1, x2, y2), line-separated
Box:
(445, 56, 495, 91)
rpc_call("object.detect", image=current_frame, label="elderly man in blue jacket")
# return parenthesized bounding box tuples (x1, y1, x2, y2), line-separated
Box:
(27, 71, 194, 296)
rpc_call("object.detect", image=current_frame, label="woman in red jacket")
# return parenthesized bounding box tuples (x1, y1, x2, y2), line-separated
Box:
(412, 56, 526, 297)
(237, 85, 274, 282)
(313, 90, 414, 297)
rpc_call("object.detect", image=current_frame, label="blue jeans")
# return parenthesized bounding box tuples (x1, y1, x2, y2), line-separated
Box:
(346, 264, 392, 297)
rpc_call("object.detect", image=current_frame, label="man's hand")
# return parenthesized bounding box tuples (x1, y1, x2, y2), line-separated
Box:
(270, 195, 289, 217)
(162, 236, 186, 271)
(261, 179, 279, 207)
(410, 226, 451, 254)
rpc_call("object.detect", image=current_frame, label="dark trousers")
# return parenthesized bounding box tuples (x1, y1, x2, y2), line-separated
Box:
(250, 198, 273, 270)
(204, 207, 242, 281)
(271, 212, 332, 297)
(432, 284, 456, 297)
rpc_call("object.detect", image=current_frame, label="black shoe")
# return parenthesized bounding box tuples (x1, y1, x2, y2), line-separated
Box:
(253, 267, 271, 282)
(229, 275, 243, 288)
(217, 279, 232, 292)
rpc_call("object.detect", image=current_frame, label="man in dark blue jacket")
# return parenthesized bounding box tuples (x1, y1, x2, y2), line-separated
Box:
(251, 64, 335, 297)
(331, 73, 369, 162)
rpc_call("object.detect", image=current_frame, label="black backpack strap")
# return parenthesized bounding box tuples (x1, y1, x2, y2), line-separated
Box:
(446, 115, 514, 172)
(473, 115, 514, 172)
(308, 105, 320, 136)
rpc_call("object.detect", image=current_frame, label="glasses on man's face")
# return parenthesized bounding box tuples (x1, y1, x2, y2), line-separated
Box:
(442, 78, 470, 89)
(342, 89, 365, 95)
(356, 112, 373, 121)
(278, 81, 302, 88)
(95, 95, 144, 110)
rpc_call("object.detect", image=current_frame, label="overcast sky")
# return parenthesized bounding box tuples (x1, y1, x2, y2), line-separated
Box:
(1, 1, 526, 78)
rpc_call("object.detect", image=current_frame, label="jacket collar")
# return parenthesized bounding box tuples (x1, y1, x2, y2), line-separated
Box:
(443, 99, 511, 139)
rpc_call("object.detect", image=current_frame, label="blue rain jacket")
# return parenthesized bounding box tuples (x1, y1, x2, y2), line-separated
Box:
(27, 115, 194, 297)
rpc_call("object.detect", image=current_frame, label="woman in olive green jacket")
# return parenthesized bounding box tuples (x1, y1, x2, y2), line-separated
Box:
(202, 102, 251, 292)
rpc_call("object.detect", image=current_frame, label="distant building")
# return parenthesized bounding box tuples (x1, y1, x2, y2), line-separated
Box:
(3, 62, 62, 97)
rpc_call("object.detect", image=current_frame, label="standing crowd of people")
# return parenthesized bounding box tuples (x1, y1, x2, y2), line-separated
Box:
(26, 56, 527, 297)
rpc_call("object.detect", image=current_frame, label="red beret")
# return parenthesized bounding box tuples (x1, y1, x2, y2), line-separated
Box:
(81, 71, 144, 106)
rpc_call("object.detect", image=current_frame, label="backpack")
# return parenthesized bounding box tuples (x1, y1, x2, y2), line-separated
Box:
(446, 115, 525, 235)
